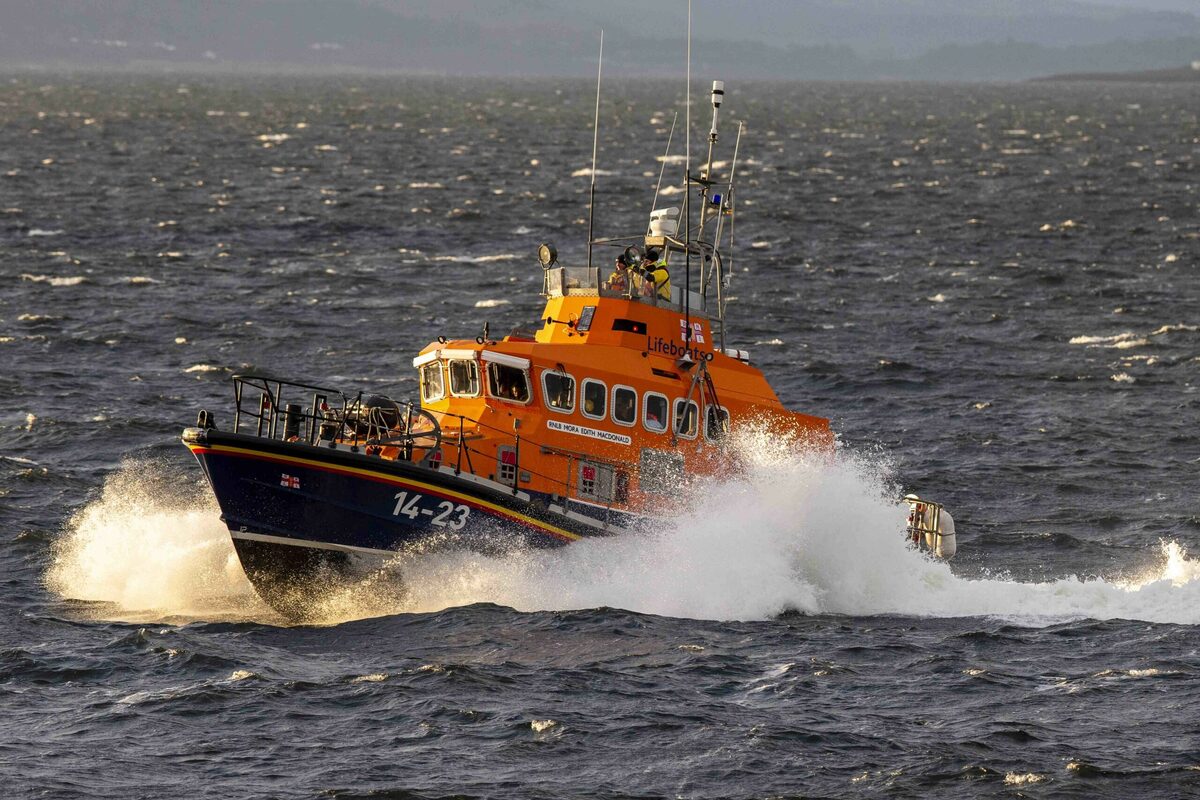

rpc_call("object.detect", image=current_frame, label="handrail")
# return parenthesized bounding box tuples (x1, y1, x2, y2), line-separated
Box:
(431, 410, 624, 498)
(906, 499, 944, 550)
(225, 373, 638, 512)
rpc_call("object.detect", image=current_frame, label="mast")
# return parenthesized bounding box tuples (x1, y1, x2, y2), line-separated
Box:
(586, 30, 604, 270)
(697, 80, 723, 240)
(683, 0, 692, 345)
(710, 120, 742, 351)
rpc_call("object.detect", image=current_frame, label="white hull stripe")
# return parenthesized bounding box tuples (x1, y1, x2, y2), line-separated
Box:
(231, 529, 396, 557)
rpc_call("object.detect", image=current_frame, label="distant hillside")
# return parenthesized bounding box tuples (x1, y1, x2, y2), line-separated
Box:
(892, 37, 1200, 81)
(1033, 63, 1200, 81)
(0, 0, 1198, 80)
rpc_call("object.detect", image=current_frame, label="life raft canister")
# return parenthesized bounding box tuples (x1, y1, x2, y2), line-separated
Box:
(929, 507, 956, 559)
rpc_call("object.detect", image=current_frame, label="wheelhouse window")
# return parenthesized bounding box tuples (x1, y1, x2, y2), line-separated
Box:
(581, 379, 606, 420)
(542, 370, 575, 413)
(421, 362, 445, 403)
(448, 359, 480, 397)
(644, 392, 668, 433)
(705, 405, 730, 442)
(674, 399, 699, 439)
(612, 386, 637, 426)
(487, 363, 530, 403)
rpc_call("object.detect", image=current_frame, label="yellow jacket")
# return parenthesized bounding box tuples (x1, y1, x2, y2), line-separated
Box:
(642, 263, 671, 301)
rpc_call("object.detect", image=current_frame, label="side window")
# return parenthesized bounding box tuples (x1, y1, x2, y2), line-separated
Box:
(643, 392, 668, 433)
(448, 359, 479, 397)
(421, 362, 445, 403)
(612, 386, 637, 427)
(542, 371, 575, 413)
(674, 399, 699, 439)
(581, 379, 606, 420)
(705, 405, 730, 442)
(487, 363, 530, 403)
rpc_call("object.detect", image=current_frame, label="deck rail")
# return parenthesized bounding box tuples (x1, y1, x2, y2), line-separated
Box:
(221, 373, 635, 521)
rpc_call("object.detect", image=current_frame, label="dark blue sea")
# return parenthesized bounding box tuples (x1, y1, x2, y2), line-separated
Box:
(2, 73, 1199, 799)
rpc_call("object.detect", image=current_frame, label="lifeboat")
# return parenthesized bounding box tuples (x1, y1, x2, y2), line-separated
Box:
(182, 79, 950, 618)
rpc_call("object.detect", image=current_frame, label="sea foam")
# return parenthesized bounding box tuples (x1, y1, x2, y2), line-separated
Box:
(20, 273, 86, 287)
(46, 436, 1200, 627)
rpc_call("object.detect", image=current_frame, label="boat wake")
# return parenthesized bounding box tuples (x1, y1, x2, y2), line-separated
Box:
(47, 443, 1200, 627)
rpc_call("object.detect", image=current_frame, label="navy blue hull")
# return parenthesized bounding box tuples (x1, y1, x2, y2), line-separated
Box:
(182, 427, 641, 615)
(186, 429, 604, 552)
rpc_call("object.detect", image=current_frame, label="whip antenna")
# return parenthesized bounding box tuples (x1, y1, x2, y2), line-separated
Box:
(648, 112, 678, 229)
(586, 30, 603, 270)
(685, 1, 691, 196)
(683, 0, 692, 336)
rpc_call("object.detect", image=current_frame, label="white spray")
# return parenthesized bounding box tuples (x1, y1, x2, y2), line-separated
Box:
(46, 441, 1200, 627)
(45, 459, 267, 621)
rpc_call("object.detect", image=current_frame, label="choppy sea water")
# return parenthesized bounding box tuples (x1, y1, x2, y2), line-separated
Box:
(1, 73, 1199, 798)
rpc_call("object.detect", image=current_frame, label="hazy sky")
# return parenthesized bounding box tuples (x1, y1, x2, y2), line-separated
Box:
(0, 0, 1195, 80)
(1075, 0, 1199, 9)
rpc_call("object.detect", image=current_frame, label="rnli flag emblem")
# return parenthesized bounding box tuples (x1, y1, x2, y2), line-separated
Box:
(280, 474, 300, 489)
(679, 319, 705, 344)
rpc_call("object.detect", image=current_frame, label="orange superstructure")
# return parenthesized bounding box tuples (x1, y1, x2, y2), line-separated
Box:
(405, 244, 831, 519)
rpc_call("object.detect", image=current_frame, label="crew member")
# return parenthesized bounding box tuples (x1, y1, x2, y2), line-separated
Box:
(614, 392, 635, 423)
(605, 254, 637, 295)
(641, 247, 671, 302)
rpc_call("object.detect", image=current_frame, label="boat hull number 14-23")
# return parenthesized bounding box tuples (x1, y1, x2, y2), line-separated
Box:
(392, 491, 470, 529)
